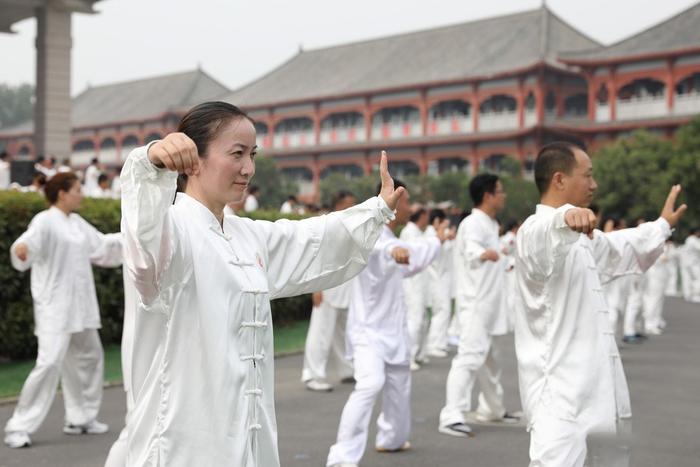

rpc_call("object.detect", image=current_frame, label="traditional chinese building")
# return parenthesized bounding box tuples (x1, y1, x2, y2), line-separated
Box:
(1, 4, 699, 199)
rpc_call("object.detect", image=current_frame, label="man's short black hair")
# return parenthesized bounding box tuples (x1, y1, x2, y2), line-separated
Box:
(429, 208, 447, 224)
(248, 185, 260, 195)
(375, 178, 406, 196)
(534, 142, 585, 194)
(409, 207, 427, 223)
(331, 190, 354, 210)
(0, 151, 8, 160)
(469, 173, 499, 206)
(98, 173, 109, 184)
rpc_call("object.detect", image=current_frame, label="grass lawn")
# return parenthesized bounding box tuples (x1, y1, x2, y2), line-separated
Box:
(0, 320, 309, 399)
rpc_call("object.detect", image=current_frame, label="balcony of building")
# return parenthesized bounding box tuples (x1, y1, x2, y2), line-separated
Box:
(273, 117, 315, 149)
(320, 112, 366, 145)
(674, 72, 700, 116)
(371, 106, 422, 140)
(281, 166, 315, 196)
(479, 95, 518, 132)
(71, 139, 96, 166)
(427, 100, 473, 136)
(616, 78, 668, 120)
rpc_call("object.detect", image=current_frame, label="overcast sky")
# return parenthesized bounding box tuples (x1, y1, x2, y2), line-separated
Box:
(0, 0, 697, 96)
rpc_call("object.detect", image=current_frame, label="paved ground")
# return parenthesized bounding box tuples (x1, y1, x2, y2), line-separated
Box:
(1, 297, 699, 466)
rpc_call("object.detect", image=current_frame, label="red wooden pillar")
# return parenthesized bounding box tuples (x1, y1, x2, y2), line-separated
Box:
(115, 128, 123, 163)
(363, 97, 372, 142)
(313, 104, 321, 146)
(470, 144, 479, 175)
(268, 114, 276, 149)
(419, 89, 428, 136)
(311, 155, 321, 203)
(586, 70, 597, 122)
(517, 77, 525, 129)
(418, 147, 428, 175)
(471, 83, 480, 132)
(607, 66, 617, 121)
(666, 58, 676, 113)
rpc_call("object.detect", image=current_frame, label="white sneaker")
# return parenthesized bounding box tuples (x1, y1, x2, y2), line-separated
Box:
(438, 422, 474, 438)
(427, 349, 449, 358)
(304, 379, 333, 392)
(447, 335, 460, 347)
(4, 431, 31, 448)
(645, 327, 662, 335)
(410, 361, 421, 371)
(63, 420, 109, 435)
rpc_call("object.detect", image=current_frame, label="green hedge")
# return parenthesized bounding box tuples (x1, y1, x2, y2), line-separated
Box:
(0, 192, 310, 361)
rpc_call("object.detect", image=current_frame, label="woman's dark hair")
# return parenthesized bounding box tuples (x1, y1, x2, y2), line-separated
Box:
(45, 172, 79, 204)
(429, 208, 447, 224)
(177, 101, 254, 158)
(331, 190, 354, 210)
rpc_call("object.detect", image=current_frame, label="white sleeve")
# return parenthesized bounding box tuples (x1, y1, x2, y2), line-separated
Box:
(518, 204, 581, 278)
(10, 215, 46, 271)
(120, 144, 180, 309)
(75, 216, 123, 268)
(593, 218, 671, 283)
(399, 237, 441, 278)
(260, 196, 394, 299)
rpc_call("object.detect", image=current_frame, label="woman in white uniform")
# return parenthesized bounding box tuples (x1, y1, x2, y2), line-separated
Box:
(120, 101, 404, 467)
(4, 172, 123, 449)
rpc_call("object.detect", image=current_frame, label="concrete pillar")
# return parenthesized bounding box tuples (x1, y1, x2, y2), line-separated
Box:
(34, 1, 72, 160)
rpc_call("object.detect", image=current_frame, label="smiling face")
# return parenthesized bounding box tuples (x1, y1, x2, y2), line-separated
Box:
(192, 117, 257, 207)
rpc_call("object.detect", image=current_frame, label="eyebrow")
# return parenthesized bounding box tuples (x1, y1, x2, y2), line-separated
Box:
(230, 143, 258, 151)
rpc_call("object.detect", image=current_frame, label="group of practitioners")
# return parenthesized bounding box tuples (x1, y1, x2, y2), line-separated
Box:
(2, 101, 694, 467)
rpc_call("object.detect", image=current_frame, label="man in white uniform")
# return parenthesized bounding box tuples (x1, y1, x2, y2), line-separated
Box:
(424, 209, 455, 358)
(301, 191, 357, 391)
(399, 207, 431, 370)
(682, 229, 700, 302)
(439, 174, 519, 437)
(514, 141, 686, 466)
(244, 185, 260, 211)
(327, 181, 445, 467)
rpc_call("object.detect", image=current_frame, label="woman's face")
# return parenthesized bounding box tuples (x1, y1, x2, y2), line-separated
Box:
(60, 180, 83, 212)
(196, 117, 257, 206)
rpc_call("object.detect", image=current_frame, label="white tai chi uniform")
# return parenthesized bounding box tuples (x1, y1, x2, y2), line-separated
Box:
(664, 242, 680, 297)
(604, 275, 632, 334)
(500, 230, 518, 332)
(244, 194, 259, 212)
(642, 244, 674, 333)
(0, 158, 10, 189)
(120, 145, 393, 467)
(439, 208, 510, 428)
(301, 281, 354, 384)
(623, 273, 644, 337)
(84, 164, 101, 194)
(327, 227, 440, 466)
(425, 225, 454, 354)
(515, 204, 670, 466)
(399, 222, 430, 362)
(681, 235, 700, 302)
(104, 269, 138, 467)
(5, 207, 122, 436)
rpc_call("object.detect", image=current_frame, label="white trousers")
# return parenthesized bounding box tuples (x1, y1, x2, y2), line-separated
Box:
(665, 263, 679, 296)
(439, 310, 506, 427)
(642, 273, 667, 331)
(623, 277, 644, 337)
(529, 415, 631, 467)
(326, 345, 411, 466)
(301, 303, 353, 383)
(425, 282, 452, 353)
(405, 288, 430, 362)
(5, 329, 104, 434)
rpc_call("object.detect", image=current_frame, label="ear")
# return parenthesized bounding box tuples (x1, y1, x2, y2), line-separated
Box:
(552, 172, 566, 190)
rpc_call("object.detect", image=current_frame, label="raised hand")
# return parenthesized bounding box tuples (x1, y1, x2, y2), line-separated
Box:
(378, 150, 406, 211)
(660, 185, 687, 228)
(147, 132, 200, 176)
(391, 246, 410, 265)
(436, 220, 451, 243)
(564, 208, 597, 235)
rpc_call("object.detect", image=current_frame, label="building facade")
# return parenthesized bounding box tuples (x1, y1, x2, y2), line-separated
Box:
(2, 4, 699, 199)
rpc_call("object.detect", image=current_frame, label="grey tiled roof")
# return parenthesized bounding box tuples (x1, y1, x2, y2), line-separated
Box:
(225, 7, 601, 108)
(560, 2, 700, 63)
(0, 69, 230, 136)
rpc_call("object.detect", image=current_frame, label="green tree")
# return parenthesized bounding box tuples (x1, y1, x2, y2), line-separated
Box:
(0, 83, 34, 129)
(669, 116, 700, 235)
(319, 172, 378, 206)
(592, 130, 675, 224)
(250, 155, 298, 209)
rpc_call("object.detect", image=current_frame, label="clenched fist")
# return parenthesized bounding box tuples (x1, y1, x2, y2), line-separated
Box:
(148, 133, 200, 176)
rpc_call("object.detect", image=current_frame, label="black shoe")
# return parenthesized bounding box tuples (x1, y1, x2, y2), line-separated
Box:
(634, 333, 648, 340)
(623, 335, 643, 344)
